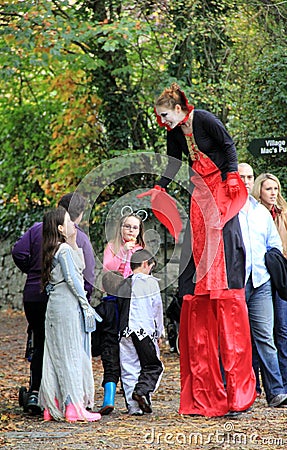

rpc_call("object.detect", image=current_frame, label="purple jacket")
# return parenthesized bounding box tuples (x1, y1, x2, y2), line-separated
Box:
(12, 222, 96, 302)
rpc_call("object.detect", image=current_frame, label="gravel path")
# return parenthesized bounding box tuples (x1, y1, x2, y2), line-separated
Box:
(1, 309, 287, 450)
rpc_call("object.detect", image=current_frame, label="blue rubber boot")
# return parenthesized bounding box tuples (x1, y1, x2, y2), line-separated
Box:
(98, 382, 116, 415)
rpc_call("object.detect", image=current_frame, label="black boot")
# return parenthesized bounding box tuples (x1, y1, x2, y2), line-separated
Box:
(26, 391, 42, 415)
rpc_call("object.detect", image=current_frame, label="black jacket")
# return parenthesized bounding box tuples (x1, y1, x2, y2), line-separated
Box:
(265, 247, 287, 301)
(117, 276, 133, 336)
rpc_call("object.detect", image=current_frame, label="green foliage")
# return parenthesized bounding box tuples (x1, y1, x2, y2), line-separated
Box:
(228, 36, 287, 191)
(0, 103, 54, 205)
(0, 204, 47, 241)
(242, 45, 287, 138)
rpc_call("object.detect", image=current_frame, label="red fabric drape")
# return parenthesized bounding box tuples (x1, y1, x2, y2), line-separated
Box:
(190, 152, 247, 293)
(179, 292, 256, 416)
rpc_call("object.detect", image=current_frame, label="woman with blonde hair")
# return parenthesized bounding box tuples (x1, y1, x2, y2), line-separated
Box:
(252, 173, 287, 257)
(252, 173, 287, 390)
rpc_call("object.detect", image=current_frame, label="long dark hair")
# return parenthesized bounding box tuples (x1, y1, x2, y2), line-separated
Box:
(41, 207, 66, 290)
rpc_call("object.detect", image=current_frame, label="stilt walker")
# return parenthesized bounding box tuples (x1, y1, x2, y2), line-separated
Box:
(138, 82, 256, 417)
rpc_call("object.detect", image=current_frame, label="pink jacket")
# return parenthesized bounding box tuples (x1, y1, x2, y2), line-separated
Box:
(103, 242, 143, 278)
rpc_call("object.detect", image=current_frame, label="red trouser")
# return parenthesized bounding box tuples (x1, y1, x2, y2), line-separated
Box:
(179, 290, 256, 417)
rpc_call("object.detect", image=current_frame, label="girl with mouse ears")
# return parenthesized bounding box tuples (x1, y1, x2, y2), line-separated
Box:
(103, 210, 146, 278)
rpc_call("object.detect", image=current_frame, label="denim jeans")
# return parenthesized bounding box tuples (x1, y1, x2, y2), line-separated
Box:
(251, 339, 262, 395)
(245, 277, 285, 403)
(273, 291, 287, 391)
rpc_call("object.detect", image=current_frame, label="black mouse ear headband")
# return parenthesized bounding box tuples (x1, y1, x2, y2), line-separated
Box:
(121, 205, 148, 222)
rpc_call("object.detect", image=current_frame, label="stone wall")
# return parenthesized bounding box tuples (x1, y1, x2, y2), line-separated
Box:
(1, 223, 182, 311)
(0, 238, 103, 311)
(0, 239, 26, 310)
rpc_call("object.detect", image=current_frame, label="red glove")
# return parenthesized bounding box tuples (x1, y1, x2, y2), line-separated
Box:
(226, 172, 240, 199)
(217, 175, 248, 227)
(137, 185, 182, 242)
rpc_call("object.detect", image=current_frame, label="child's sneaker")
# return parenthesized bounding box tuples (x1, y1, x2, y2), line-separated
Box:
(132, 391, 152, 413)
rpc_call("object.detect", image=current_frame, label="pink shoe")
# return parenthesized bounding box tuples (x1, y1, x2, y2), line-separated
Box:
(43, 398, 60, 421)
(65, 403, 82, 422)
(65, 403, 101, 422)
(83, 409, 101, 422)
(43, 409, 52, 421)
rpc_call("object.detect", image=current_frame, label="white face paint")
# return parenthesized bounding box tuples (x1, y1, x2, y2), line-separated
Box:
(156, 105, 186, 129)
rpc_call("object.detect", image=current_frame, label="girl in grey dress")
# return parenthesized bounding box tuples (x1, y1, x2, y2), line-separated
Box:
(39, 207, 101, 422)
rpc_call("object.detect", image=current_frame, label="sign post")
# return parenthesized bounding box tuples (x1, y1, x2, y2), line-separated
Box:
(248, 138, 287, 157)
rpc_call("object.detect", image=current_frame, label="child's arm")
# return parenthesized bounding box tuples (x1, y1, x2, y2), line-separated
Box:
(57, 245, 87, 303)
(58, 245, 102, 330)
(103, 242, 127, 271)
